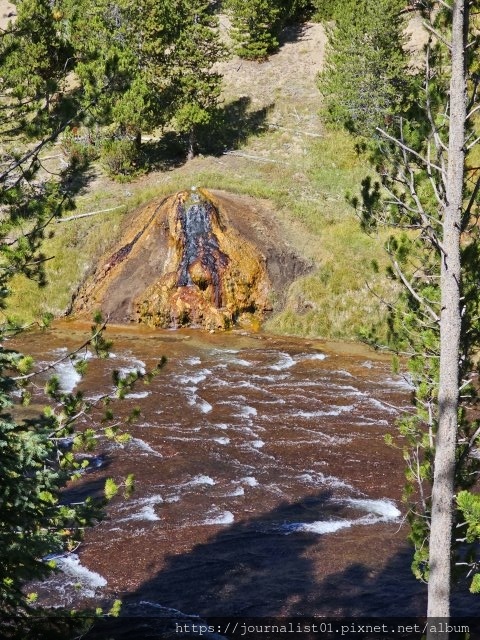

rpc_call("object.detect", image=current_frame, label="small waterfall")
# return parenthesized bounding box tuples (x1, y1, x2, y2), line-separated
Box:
(70, 188, 289, 330)
(176, 193, 229, 308)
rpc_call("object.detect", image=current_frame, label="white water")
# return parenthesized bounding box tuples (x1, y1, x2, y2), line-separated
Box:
(49, 348, 83, 393)
(270, 353, 296, 371)
(53, 554, 107, 597)
(203, 510, 235, 525)
(186, 475, 216, 486)
(240, 476, 259, 487)
(280, 497, 401, 536)
(32, 338, 411, 610)
(130, 437, 163, 457)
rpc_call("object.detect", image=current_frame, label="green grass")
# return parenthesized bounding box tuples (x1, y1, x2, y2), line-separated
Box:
(7, 104, 393, 341)
(6, 208, 126, 325)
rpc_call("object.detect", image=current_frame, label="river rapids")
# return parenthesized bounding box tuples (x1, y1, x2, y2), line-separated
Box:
(11, 323, 477, 628)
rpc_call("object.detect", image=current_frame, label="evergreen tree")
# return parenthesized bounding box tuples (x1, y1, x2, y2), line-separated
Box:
(167, 0, 226, 159)
(62, 0, 169, 139)
(0, 0, 73, 133)
(318, 0, 408, 136)
(226, 0, 282, 59)
(309, 0, 342, 21)
(322, 0, 480, 626)
(225, 0, 305, 60)
(60, 0, 155, 174)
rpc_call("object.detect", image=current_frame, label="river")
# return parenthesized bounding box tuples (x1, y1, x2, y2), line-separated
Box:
(11, 322, 477, 632)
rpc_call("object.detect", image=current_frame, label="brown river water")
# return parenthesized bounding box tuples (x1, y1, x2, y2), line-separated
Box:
(11, 322, 478, 631)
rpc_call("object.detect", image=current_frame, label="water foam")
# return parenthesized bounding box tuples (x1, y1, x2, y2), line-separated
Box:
(282, 520, 351, 535)
(345, 498, 401, 520)
(198, 399, 213, 414)
(213, 437, 230, 445)
(131, 438, 162, 457)
(329, 383, 366, 397)
(178, 370, 210, 385)
(368, 398, 398, 414)
(240, 476, 258, 487)
(184, 385, 213, 414)
(280, 498, 401, 536)
(336, 369, 354, 378)
(385, 375, 414, 390)
(231, 358, 253, 367)
(187, 475, 216, 486)
(55, 554, 107, 595)
(292, 406, 355, 419)
(298, 471, 355, 492)
(210, 348, 240, 355)
(119, 494, 163, 521)
(225, 486, 245, 497)
(237, 405, 257, 418)
(125, 390, 151, 399)
(124, 505, 161, 522)
(300, 353, 327, 361)
(235, 380, 263, 391)
(270, 353, 296, 371)
(118, 356, 146, 376)
(251, 373, 289, 382)
(203, 511, 234, 525)
(51, 350, 82, 393)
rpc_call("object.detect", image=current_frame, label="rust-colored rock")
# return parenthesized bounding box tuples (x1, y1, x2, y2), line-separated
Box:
(71, 189, 310, 330)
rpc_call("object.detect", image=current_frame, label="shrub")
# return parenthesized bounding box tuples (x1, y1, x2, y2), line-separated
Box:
(100, 137, 142, 179)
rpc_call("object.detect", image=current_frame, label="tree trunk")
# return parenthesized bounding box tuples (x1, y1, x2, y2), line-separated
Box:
(187, 128, 195, 161)
(427, 1, 467, 636)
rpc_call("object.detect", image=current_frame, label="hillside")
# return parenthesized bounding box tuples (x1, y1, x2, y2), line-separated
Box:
(7, 21, 393, 341)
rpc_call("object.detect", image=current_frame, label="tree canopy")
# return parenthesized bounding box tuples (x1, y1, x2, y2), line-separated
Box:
(321, 0, 480, 624)
(0, 0, 162, 628)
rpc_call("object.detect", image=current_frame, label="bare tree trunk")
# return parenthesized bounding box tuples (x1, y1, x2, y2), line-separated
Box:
(427, 1, 467, 635)
(187, 128, 195, 161)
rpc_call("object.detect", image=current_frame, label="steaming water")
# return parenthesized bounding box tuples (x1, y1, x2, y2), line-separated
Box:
(19, 326, 471, 618)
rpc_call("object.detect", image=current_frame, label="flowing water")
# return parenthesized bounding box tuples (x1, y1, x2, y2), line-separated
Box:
(176, 193, 228, 306)
(11, 323, 477, 624)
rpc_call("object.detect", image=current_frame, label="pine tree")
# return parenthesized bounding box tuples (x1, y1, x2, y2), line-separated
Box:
(225, 0, 281, 59)
(0, 0, 73, 132)
(167, 0, 226, 159)
(0, 2, 157, 626)
(309, 0, 342, 21)
(225, 0, 313, 60)
(225, 0, 308, 60)
(318, 0, 408, 136)
(322, 0, 480, 627)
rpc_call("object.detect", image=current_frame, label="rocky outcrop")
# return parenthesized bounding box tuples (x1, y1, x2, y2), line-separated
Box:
(71, 189, 310, 330)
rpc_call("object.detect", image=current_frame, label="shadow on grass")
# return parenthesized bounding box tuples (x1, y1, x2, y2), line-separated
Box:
(143, 97, 274, 171)
(278, 22, 311, 48)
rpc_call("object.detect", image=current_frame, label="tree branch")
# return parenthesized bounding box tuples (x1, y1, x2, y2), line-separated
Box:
(391, 258, 440, 323)
(376, 127, 444, 174)
(12, 319, 109, 382)
(57, 205, 126, 223)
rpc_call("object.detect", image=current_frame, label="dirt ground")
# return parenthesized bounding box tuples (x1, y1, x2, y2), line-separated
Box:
(0, 0, 15, 30)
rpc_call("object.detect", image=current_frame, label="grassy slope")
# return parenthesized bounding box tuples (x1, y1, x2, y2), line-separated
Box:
(7, 22, 393, 341)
